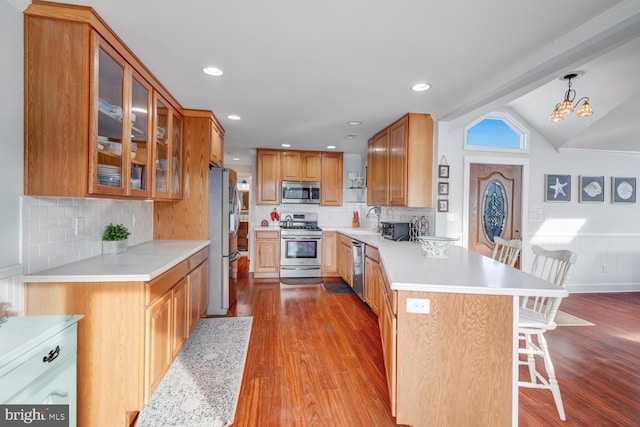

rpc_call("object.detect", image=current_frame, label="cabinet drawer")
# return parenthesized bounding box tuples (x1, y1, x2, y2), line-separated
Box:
(256, 230, 279, 240)
(365, 245, 380, 263)
(146, 260, 188, 305)
(0, 324, 78, 403)
(188, 247, 209, 271)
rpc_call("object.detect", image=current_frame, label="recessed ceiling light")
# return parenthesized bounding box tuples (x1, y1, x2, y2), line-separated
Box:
(326, 145, 336, 150)
(233, 157, 240, 161)
(345, 134, 358, 140)
(203, 67, 223, 76)
(411, 82, 431, 92)
(227, 115, 241, 120)
(281, 143, 291, 148)
(347, 120, 362, 126)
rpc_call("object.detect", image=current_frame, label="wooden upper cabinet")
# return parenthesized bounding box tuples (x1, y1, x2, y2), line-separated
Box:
(389, 117, 409, 206)
(301, 152, 322, 182)
(320, 152, 343, 206)
(155, 110, 213, 240)
(281, 151, 302, 181)
(23, 2, 182, 200)
(210, 118, 225, 167)
(257, 149, 281, 204)
(367, 129, 389, 206)
(280, 151, 321, 182)
(152, 94, 183, 200)
(258, 148, 341, 205)
(366, 113, 433, 207)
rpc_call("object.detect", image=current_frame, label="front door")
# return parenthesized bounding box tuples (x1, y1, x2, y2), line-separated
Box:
(468, 164, 522, 262)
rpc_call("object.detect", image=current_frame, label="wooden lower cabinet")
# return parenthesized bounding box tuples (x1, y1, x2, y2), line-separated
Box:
(380, 289, 397, 416)
(364, 251, 382, 316)
(25, 248, 209, 427)
(364, 245, 396, 415)
(321, 231, 338, 276)
(145, 290, 173, 400)
(188, 257, 209, 332)
(337, 233, 353, 285)
(254, 230, 280, 278)
(172, 278, 189, 358)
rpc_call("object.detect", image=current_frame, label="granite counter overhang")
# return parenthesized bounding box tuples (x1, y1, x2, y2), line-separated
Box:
(331, 228, 567, 298)
(23, 240, 210, 283)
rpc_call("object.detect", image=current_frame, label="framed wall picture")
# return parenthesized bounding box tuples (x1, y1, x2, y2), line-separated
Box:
(545, 174, 571, 202)
(437, 199, 449, 212)
(612, 177, 636, 203)
(579, 176, 604, 203)
(438, 165, 450, 178)
(438, 182, 449, 196)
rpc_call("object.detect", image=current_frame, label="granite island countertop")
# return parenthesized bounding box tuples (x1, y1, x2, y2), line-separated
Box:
(23, 240, 210, 283)
(333, 228, 566, 298)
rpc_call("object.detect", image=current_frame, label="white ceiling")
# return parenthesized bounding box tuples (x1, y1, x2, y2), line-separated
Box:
(9, 0, 640, 164)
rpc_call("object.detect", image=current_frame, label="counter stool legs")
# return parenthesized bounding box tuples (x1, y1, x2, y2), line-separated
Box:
(519, 330, 566, 421)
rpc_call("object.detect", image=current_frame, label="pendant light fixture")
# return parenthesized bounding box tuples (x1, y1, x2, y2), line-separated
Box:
(549, 72, 593, 122)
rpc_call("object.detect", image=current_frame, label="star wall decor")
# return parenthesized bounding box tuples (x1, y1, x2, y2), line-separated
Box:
(545, 174, 571, 202)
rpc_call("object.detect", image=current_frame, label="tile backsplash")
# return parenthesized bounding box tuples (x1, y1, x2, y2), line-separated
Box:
(22, 196, 153, 274)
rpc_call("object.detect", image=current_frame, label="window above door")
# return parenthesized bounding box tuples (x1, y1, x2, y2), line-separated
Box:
(464, 112, 529, 153)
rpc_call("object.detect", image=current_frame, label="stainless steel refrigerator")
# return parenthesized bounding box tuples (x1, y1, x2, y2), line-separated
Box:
(207, 167, 241, 315)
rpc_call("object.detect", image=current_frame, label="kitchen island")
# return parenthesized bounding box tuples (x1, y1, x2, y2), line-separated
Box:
(23, 240, 210, 427)
(334, 230, 566, 427)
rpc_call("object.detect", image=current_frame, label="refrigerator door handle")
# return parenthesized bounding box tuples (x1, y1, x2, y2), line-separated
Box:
(229, 250, 242, 262)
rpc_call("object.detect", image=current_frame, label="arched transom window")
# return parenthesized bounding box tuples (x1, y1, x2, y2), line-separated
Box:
(464, 112, 529, 153)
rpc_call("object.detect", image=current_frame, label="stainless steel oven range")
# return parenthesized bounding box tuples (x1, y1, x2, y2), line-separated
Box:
(279, 212, 322, 278)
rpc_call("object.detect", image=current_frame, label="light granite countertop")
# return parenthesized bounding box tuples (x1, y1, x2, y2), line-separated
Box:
(23, 240, 210, 283)
(334, 229, 566, 298)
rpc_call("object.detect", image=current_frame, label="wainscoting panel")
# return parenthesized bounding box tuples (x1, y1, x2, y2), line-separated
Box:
(526, 234, 640, 293)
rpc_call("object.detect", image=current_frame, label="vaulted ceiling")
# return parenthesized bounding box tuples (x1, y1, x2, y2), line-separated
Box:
(9, 0, 640, 163)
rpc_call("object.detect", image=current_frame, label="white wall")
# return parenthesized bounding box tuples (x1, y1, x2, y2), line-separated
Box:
(438, 107, 640, 292)
(0, 0, 24, 315)
(0, 1, 23, 269)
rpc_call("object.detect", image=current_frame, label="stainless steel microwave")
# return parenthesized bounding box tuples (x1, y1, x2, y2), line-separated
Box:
(281, 181, 320, 204)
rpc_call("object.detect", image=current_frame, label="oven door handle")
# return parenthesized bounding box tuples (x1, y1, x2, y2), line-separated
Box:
(281, 237, 322, 241)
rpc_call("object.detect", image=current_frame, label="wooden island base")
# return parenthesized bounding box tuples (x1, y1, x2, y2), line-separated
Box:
(396, 291, 513, 426)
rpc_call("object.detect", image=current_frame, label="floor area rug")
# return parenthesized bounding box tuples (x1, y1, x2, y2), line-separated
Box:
(555, 309, 595, 326)
(136, 317, 253, 427)
(322, 280, 354, 295)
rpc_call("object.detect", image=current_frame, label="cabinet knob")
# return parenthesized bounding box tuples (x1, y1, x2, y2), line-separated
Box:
(43, 345, 61, 363)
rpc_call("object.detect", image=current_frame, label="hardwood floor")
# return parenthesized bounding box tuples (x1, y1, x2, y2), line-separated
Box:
(229, 257, 640, 426)
(519, 292, 640, 427)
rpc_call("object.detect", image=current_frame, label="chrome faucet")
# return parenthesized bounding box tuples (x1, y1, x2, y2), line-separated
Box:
(365, 206, 382, 233)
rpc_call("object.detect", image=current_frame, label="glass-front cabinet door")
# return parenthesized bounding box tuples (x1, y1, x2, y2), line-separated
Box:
(171, 113, 182, 198)
(93, 42, 126, 196)
(153, 95, 170, 198)
(91, 37, 151, 198)
(130, 73, 151, 197)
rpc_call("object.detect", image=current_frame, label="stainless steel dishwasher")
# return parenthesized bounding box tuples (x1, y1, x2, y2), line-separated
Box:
(351, 240, 366, 301)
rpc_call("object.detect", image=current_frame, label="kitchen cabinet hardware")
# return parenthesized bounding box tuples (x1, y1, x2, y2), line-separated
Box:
(42, 345, 61, 363)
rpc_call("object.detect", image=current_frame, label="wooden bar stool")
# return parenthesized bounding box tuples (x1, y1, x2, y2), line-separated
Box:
(491, 236, 522, 267)
(519, 245, 577, 421)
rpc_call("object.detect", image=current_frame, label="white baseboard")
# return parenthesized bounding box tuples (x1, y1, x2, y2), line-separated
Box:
(567, 283, 640, 293)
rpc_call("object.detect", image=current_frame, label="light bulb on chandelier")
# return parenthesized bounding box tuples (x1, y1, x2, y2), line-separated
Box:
(549, 72, 594, 122)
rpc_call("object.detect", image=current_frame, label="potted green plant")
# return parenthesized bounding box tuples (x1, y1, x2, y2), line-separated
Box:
(102, 223, 131, 254)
